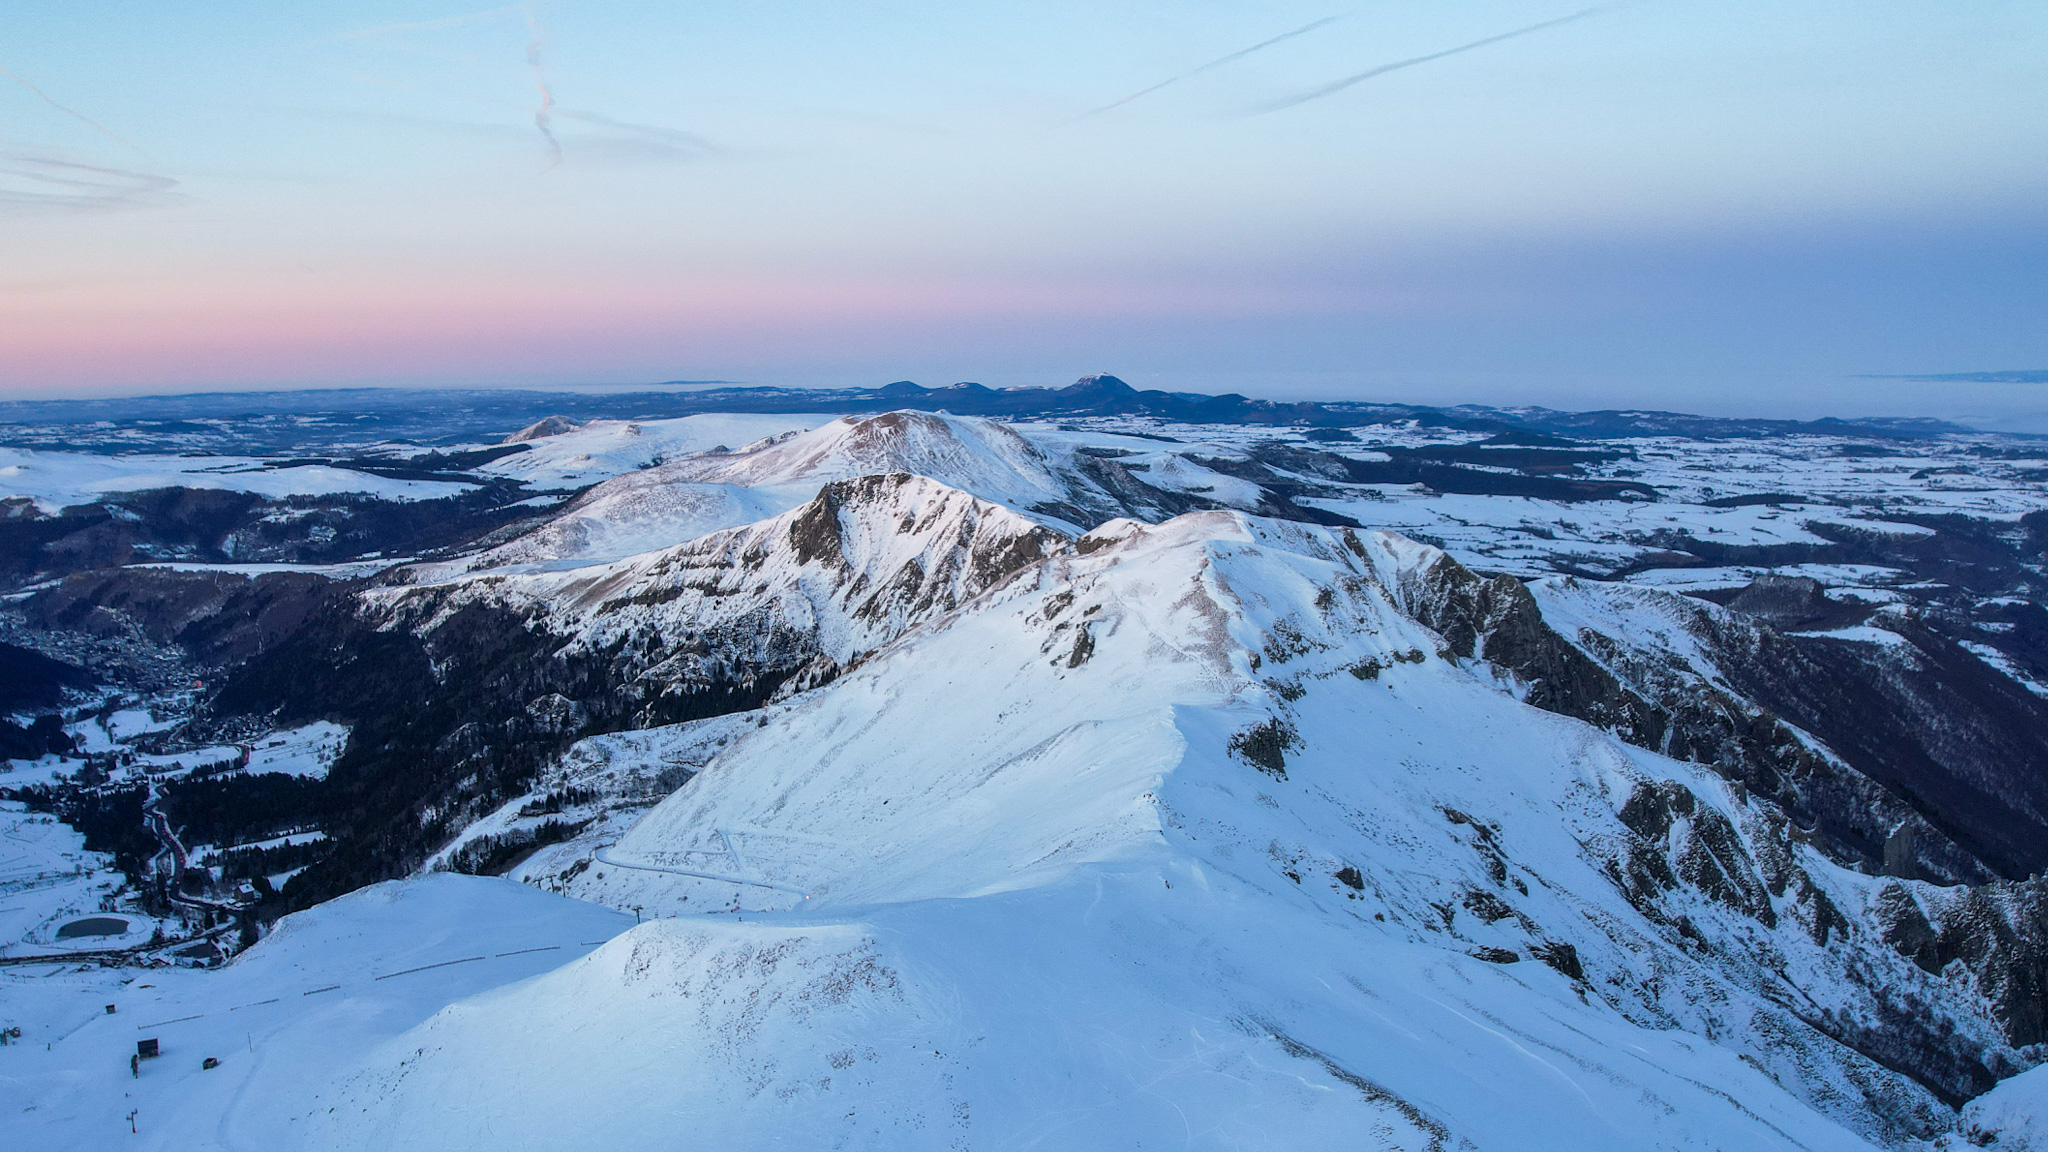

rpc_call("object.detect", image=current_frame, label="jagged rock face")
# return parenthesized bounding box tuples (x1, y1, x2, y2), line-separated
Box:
(1379, 551, 1664, 745)
(1528, 578, 2048, 885)
(1365, 554, 2048, 1106)
(1528, 581, 1980, 882)
(1724, 574, 1864, 631)
(1380, 554, 1961, 882)
(1338, 533, 2048, 1117)
(1879, 879, 2048, 1048)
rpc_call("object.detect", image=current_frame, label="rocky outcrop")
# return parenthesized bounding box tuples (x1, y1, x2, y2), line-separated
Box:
(1375, 548, 1664, 746)
(501, 415, 583, 443)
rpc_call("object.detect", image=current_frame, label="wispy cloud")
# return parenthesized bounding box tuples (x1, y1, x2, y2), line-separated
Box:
(554, 109, 716, 158)
(0, 152, 178, 213)
(0, 63, 134, 146)
(1084, 15, 1346, 117)
(522, 5, 562, 168)
(1256, 4, 1626, 114)
(334, 4, 709, 169)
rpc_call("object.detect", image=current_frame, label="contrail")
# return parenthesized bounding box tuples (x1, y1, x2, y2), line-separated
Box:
(522, 5, 562, 168)
(0, 153, 176, 212)
(1256, 4, 1624, 114)
(555, 109, 716, 155)
(1085, 15, 1344, 117)
(0, 64, 133, 146)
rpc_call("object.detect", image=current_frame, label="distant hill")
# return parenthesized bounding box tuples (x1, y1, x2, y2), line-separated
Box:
(0, 375, 1990, 456)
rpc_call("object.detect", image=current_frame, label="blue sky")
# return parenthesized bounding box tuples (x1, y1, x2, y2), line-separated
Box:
(3, 2, 2046, 426)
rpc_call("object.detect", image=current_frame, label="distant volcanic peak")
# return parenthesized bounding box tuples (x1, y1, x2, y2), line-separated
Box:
(1061, 374, 1138, 398)
(501, 415, 584, 444)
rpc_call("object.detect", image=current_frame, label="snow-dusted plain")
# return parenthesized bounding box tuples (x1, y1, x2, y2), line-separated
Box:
(0, 447, 472, 512)
(238, 723, 348, 781)
(1017, 417, 2048, 590)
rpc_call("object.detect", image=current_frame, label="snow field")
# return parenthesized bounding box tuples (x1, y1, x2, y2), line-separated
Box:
(0, 448, 472, 513)
(1, 873, 631, 1152)
(472, 413, 836, 488)
(0, 802, 140, 957)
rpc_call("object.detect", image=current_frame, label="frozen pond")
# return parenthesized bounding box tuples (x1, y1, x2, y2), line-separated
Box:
(54, 916, 130, 939)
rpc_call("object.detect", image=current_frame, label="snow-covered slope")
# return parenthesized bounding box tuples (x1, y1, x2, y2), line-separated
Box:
(422, 478, 794, 574)
(663, 410, 1073, 506)
(1963, 1063, 2048, 1149)
(3, 873, 630, 1152)
(307, 510, 2035, 1149)
(472, 413, 834, 488)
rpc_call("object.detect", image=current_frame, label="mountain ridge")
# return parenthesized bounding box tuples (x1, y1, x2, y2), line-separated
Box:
(311, 505, 2043, 1148)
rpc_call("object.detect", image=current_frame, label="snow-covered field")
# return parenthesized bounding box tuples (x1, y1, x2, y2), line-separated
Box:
(0, 801, 151, 958)
(240, 723, 347, 781)
(1, 874, 631, 1151)
(1019, 418, 2048, 586)
(0, 448, 472, 512)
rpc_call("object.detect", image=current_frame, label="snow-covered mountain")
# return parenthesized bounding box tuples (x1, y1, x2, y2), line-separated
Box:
(425, 477, 793, 573)
(302, 507, 2042, 1149)
(14, 405, 2048, 1150)
(415, 410, 1212, 577)
(380, 471, 1069, 699)
(653, 410, 1142, 527)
